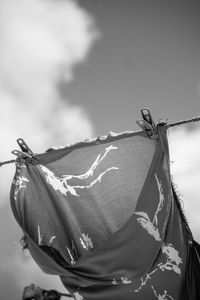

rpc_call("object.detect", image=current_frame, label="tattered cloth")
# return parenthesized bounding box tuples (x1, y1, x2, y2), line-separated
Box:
(10, 124, 200, 299)
(22, 283, 70, 300)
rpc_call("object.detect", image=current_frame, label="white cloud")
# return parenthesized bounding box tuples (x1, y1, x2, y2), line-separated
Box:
(0, 0, 99, 297)
(168, 125, 200, 243)
(0, 0, 99, 202)
(0, 0, 98, 99)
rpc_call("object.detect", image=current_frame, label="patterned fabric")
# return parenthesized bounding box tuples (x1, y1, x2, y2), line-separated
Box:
(10, 124, 198, 299)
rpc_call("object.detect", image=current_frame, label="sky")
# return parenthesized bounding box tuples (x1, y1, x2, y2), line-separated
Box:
(0, 0, 200, 299)
(64, 0, 200, 133)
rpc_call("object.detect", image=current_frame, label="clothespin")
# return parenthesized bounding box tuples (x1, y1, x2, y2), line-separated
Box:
(136, 108, 157, 137)
(11, 149, 32, 159)
(0, 139, 35, 166)
(11, 138, 39, 162)
(17, 138, 34, 156)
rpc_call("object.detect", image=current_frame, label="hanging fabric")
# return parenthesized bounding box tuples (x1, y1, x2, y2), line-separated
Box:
(10, 120, 200, 300)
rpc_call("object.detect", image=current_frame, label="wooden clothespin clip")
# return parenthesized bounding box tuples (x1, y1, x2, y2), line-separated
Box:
(136, 108, 157, 137)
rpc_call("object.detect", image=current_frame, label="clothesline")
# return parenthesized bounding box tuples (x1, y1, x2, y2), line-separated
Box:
(0, 159, 16, 167)
(0, 115, 200, 167)
(166, 115, 200, 128)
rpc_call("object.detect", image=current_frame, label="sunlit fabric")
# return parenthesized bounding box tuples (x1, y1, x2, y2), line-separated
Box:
(10, 124, 200, 299)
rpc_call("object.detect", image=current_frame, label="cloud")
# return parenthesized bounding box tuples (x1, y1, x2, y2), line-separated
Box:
(0, 0, 99, 201)
(0, 0, 99, 298)
(0, 0, 98, 97)
(168, 124, 200, 243)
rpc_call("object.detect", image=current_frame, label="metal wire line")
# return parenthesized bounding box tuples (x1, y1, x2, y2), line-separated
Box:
(166, 115, 200, 128)
(1, 115, 200, 167)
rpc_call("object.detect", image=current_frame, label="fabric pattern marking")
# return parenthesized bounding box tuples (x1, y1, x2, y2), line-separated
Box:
(40, 145, 119, 197)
